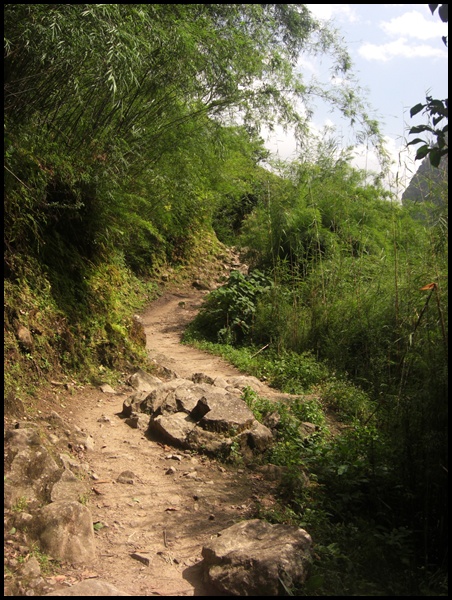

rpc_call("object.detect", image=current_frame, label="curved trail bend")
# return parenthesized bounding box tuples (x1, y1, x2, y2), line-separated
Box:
(141, 288, 244, 380)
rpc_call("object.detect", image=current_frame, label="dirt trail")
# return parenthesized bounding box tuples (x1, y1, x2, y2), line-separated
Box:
(24, 278, 279, 596)
(141, 288, 244, 380)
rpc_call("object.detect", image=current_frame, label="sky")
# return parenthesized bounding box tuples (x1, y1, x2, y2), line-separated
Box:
(263, 4, 448, 197)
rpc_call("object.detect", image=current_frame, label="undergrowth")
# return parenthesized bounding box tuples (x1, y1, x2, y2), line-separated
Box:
(4, 250, 158, 411)
(184, 298, 445, 595)
(242, 384, 446, 596)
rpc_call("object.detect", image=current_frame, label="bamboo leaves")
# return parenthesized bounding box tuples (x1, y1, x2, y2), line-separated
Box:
(5, 4, 383, 167)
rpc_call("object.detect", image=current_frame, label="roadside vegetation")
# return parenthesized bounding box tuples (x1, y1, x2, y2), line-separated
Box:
(4, 4, 447, 596)
(183, 153, 447, 595)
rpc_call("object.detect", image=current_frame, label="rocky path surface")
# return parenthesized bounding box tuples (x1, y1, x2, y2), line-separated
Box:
(58, 385, 264, 597)
(5, 251, 282, 596)
(71, 283, 280, 596)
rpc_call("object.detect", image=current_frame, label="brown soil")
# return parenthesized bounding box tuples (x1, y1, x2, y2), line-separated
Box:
(4, 257, 283, 596)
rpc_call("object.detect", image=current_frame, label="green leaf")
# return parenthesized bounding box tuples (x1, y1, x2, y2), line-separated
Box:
(407, 137, 427, 146)
(304, 574, 324, 593)
(93, 521, 105, 531)
(409, 125, 432, 135)
(437, 134, 447, 148)
(415, 145, 430, 160)
(428, 99, 447, 114)
(432, 115, 445, 126)
(429, 147, 442, 168)
(410, 103, 425, 118)
(438, 4, 448, 23)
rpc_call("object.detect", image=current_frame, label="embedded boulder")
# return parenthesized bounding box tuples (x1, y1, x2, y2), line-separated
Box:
(4, 415, 92, 512)
(127, 368, 163, 393)
(122, 379, 193, 418)
(202, 519, 313, 596)
(195, 393, 255, 434)
(121, 391, 151, 418)
(237, 420, 274, 461)
(50, 468, 89, 503)
(143, 374, 273, 458)
(149, 412, 197, 449)
(186, 427, 234, 456)
(224, 375, 269, 394)
(31, 501, 96, 563)
(4, 441, 62, 510)
(16, 323, 34, 352)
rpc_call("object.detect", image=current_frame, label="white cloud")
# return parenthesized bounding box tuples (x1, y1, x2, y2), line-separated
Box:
(359, 39, 447, 61)
(380, 10, 447, 40)
(262, 124, 298, 162)
(296, 55, 318, 75)
(305, 4, 358, 23)
(351, 146, 378, 175)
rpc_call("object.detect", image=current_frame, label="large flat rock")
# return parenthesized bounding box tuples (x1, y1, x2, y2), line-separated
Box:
(196, 394, 255, 434)
(202, 519, 312, 596)
(148, 412, 197, 448)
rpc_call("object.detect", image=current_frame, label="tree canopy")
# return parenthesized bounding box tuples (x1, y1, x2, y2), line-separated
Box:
(4, 4, 384, 168)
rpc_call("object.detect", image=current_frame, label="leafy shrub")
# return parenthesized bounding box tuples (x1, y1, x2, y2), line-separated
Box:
(291, 396, 326, 428)
(187, 269, 273, 344)
(251, 281, 312, 349)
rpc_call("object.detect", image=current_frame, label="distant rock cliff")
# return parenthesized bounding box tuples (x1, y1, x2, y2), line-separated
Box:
(402, 152, 448, 207)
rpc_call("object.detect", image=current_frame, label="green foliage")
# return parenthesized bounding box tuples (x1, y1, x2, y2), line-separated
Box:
(210, 129, 271, 243)
(320, 377, 373, 422)
(3, 5, 447, 592)
(4, 250, 157, 401)
(243, 386, 281, 423)
(408, 97, 448, 167)
(264, 349, 329, 394)
(291, 397, 326, 428)
(28, 542, 59, 576)
(243, 384, 433, 595)
(4, 4, 391, 404)
(12, 497, 29, 513)
(4, 3, 389, 298)
(4, 4, 379, 165)
(240, 155, 394, 278)
(186, 269, 273, 344)
(408, 5, 448, 167)
(186, 146, 447, 591)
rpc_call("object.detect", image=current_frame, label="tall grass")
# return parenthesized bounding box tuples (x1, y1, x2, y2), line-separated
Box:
(203, 154, 448, 579)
